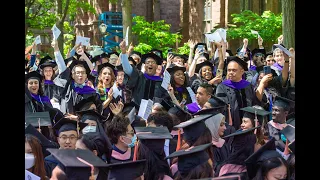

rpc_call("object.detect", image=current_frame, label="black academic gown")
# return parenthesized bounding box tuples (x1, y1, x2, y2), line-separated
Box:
(190, 74, 217, 95)
(43, 82, 59, 100)
(215, 82, 259, 130)
(267, 122, 285, 151)
(44, 154, 59, 178)
(53, 68, 102, 114)
(212, 142, 230, 175)
(110, 146, 134, 164)
(126, 66, 167, 105)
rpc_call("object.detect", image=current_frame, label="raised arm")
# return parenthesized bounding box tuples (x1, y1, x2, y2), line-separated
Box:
(255, 74, 273, 101)
(68, 43, 81, 58)
(258, 37, 264, 49)
(188, 49, 201, 78)
(289, 48, 295, 86)
(29, 42, 37, 68)
(119, 40, 133, 76)
(53, 40, 67, 74)
(281, 52, 290, 87)
(77, 47, 94, 71)
(187, 40, 196, 66)
(165, 54, 175, 70)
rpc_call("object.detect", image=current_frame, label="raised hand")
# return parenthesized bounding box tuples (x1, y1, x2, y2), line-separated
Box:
(109, 100, 124, 115)
(119, 40, 126, 54)
(188, 39, 196, 50)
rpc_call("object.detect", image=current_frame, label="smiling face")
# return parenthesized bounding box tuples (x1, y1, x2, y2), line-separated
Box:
(144, 58, 157, 75)
(201, 65, 213, 80)
(218, 118, 226, 137)
(43, 66, 54, 80)
(240, 117, 253, 130)
(173, 70, 185, 87)
(272, 105, 288, 124)
(172, 57, 184, 66)
(273, 49, 284, 65)
(28, 78, 40, 94)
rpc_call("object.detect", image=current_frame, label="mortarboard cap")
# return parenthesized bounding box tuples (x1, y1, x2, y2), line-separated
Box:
(135, 126, 172, 140)
(195, 61, 214, 73)
(74, 96, 97, 112)
(208, 96, 227, 107)
(273, 96, 295, 110)
(153, 97, 173, 112)
(288, 140, 295, 154)
(174, 114, 213, 145)
(100, 52, 109, 59)
(25, 71, 43, 82)
(76, 109, 106, 124)
(115, 64, 123, 72)
(272, 44, 286, 52)
(223, 126, 260, 139)
(39, 55, 56, 69)
(97, 62, 115, 75)
(279, 124, 295, 143)
(25, 124, 53, 147)
(25, 111, 52, 127)
(193, 107, 225, 116)
(47, 148, 109, 179)
(135, 126, 172, 154)
(108, 52, 120, 58)
(251, 48, 266, 57)
(172, 53, 188, 63)
(168, 105, 193, 123)
(40, 55, 53, 63)
(165, 143, 211, 176)
(286, 118, 295, 127)
(68, 60, 91, 76)
(166, 64, 186, 74)
(240, 106, 271, 126)
(53, 118, 87, 135)
(150, 49, 163, 59)
(128, 56, 137, 66)
(226, 56, 248, 71)
(123, 101, 140, 115)
(131, 51, 142, 58)
(64, 56, 77, 66)
(107, 160, 146, 180)
(244, 138, 278, 179)
(141, 52, 163, 65)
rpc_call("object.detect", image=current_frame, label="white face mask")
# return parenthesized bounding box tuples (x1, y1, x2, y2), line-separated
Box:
(82, 126, 97, 134)
(25, 153, 35, 169)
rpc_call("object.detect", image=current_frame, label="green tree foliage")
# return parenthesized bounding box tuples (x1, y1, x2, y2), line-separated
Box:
(226, 10, 282, 43)
(177, 43, 190, 55)
(132, 16, 182, 58)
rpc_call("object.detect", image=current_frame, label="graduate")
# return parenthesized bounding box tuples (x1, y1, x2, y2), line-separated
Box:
(119, 40, 167, 105)
(44, 117, 87, 177)
(215, 56, 260, 130)
(186, 82, 213, 114)
(38, 55, 60, 100)
(135, 126, 173, 180)
(106, 159, 146, 179)
(51, 40, 102, 114)
(267, 96, 295, 152)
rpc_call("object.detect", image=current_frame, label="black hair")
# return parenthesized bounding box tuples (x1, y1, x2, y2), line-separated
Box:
(78, 132, 106, 158)
(198, 82, 213, 96)
(174, 160, 213, 180)
(147, 112, 174, 132)
(253, 156, 290, 180)
(106, 114, 130, 144)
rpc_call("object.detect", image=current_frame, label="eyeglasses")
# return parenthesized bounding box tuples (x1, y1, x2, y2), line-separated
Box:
(59, 135, 78, 142)
(74, 71, 87, 75)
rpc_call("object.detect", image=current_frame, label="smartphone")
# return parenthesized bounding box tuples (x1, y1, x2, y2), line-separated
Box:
(263, 66, 271, 75)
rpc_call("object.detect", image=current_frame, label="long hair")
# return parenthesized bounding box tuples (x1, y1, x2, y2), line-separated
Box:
(172, 127, 214, 166)
(174, 159, 214, 180)
(97, 66, 116, 97)
(170, 71, 189, 102)
(253, 156, 290, 180)
(137, 141, 171, 180)
(25, 134, 47, 179)
(26, 78, 45, 96)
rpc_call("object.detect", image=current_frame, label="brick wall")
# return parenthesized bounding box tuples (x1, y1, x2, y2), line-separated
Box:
(159, 0, 180, 32)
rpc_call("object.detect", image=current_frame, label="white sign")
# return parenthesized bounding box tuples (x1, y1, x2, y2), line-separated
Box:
(251, 30, 261, 38)
(112, 82, 122, 99)
(25, 170, 40, 180)
(161, 70, 171, 90)
(52, 102, 61, 110)
(128, 107, 136, 124)
(125, 26, 129, 46)
(75, 36, 91, 46)
(138, 99, 153, 120)
(186, 87, 197, 103)
(34, 35, 41, 45)
(205, 31, 222, 42)
(273, 44, 292, 57)
(216, 28, 227, 42)
(51, 24, 61, 40)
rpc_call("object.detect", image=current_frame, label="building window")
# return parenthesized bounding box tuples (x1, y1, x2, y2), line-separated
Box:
(204, 0, 212, 21)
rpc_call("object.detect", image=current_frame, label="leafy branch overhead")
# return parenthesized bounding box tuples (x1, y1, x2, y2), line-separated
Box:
(132, 16, 182, 57)
(226, 10, 282, 43)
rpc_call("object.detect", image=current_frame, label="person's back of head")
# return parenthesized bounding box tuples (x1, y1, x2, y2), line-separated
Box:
(147, 111, 173, 132)
(106, 114, 130, 145)
(174, 159, 214, 180)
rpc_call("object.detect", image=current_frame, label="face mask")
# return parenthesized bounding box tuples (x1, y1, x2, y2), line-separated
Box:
(82, 126, 97, 134)
(25, 153, 35, 169)
(124, 134, 137, 148)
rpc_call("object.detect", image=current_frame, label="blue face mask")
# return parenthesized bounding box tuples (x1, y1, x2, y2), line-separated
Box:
(82, 126, 97, 134)
(124, 134, 137, 148)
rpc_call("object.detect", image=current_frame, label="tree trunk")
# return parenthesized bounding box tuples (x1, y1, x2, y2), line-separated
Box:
(146, 0, 154, 22)
(188, 0, 204, 43)
(282, 0, 295, 48)
(180, 0, 189, 45)
(220, 0, 226, 28)
(153, 0, 161, 21)
(122, 0, 132, 46)
(227, 0, 241, 54)
(56, 0, 64, 58)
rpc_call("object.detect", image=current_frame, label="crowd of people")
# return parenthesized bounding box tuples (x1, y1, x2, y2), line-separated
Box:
(25, 33, 295, 180)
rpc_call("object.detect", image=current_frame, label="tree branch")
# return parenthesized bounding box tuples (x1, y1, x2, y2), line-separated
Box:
(61, 0, 71, 22)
